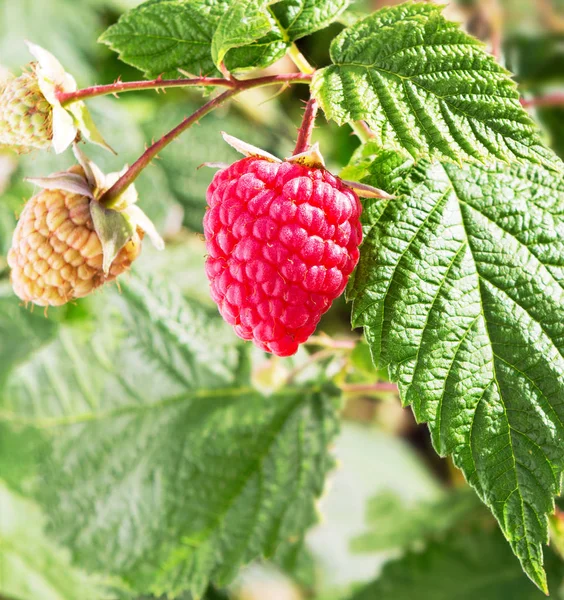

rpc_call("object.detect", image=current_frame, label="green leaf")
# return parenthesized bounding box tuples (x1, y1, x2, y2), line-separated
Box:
(350, 488, 483, 553)
(0, 282, 58, 387)
(269, 0, 350, 41)
(100, 0, 349, 77)
(350, 152, 564, 592)
(312, 3, 559, 169)
(211, 0, 273, 68)
(0, 479, 111, 600)
(348, 527, 564, 600)
(99, 0, 226, 78)
(2, 275, 340, 598)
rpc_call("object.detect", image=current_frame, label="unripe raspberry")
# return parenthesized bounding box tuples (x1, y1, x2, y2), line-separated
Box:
(204, 157, 362, 357)
(0, 68, 53, 152)
(8, 167, 142, 307)
(0, 42, 113, 155)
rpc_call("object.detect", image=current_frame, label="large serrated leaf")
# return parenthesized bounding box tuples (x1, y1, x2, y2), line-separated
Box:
(349, 527, 564, 600)
(1, 275, 339, 598)
(312, 2, 559, 170)
(349, 150, 564, 592)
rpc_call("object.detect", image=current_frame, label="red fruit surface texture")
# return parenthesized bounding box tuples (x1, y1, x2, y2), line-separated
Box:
(203, 157, 362, 357)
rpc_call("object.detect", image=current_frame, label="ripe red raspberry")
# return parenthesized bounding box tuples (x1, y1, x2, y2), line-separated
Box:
(203, 157, 362, 357)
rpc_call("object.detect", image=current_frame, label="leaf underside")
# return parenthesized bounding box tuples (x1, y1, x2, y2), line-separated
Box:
(1, 276, 339, 598)
(312, 3, 560, 169)
(349, 152, 564, 592)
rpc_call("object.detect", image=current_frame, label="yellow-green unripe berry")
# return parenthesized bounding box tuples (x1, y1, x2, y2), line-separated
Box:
(0, 67, 53, 153)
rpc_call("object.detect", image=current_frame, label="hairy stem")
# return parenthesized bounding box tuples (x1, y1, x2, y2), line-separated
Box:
(288, 43, 315, 75)
(293, 97, 319, 154)
(57, 73, 312, 106)
(98, 89, 238, 207)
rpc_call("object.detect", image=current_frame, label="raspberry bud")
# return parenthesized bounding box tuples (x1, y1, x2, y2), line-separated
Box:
(0, 68, 53, 152)
(204, 155, 362, 357)
(8, 167, 142, 307)
(0, 42, 112, 155)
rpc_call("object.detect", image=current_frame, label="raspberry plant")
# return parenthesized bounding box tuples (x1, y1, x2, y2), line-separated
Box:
(1, 1, 564, 599)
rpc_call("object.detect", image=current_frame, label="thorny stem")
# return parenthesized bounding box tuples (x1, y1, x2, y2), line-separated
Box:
(95, 73, 312, 207)
(56, 72, 312, 106)
(293, 97, 319, 154)
(98, 89, 238, 207)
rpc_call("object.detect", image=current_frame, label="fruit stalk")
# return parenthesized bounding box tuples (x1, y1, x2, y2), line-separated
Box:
(287, 43, 375, 144)
(288, 43, 315, 75)
(98, 88, 239, 207)
(293, 97, 318, 154)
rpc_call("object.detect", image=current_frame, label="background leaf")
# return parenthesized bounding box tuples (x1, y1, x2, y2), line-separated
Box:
(0, 480, 115, 600)
(349, 150, 564, 591)
(348, 527, 564, 600)
(99, 0, 228, 78)
(269, 0, 349, 41)
(350, 488, 483, 553)
(312, 3, 559, 168)
(1, 275, 340, 598)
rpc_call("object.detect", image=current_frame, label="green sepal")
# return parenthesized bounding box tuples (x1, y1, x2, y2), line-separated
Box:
(90, 200, 136, 275)
(67, 102, 116, 155)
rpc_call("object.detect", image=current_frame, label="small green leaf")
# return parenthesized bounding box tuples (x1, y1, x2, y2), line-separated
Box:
(350, 151, 564, 592)
(269, 0, 350, 41)
(89, 200, 135, 275)
(211, 0, 273, 68)
(99, 0, 226, 78)
(99, 0, 350, 77)
(312, 3, 559, 169)
(2, 275, 340, 598)
(349, 527, 564, 600)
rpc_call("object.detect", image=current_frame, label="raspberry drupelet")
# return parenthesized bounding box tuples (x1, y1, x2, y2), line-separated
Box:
(203, 156, 362, 357)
